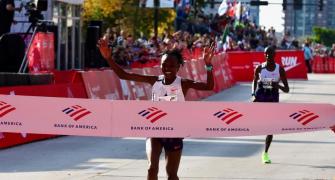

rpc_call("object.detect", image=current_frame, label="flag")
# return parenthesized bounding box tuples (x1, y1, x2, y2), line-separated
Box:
(222, 24, 230, 43)
(235, 1, 242, 21)
(241, 5, 249, 21)
(218, 0, 228, 16)
(177, 0, 190, 7)
(227, 0, 237, 18)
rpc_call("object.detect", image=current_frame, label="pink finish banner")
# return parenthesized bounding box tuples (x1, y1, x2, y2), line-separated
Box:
(0, 95, 334, 137)
(0, 95, 112, 137)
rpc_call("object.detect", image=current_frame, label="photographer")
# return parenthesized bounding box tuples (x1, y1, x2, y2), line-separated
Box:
(0, 0, 22, 37)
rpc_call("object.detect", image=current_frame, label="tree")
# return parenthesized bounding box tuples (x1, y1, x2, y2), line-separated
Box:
(82, 0, 176, 38)
(312, 27, 335, 47)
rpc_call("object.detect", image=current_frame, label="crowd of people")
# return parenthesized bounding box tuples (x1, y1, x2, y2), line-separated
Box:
(105, 11, 334, 70)
(104, 28, 215, 68)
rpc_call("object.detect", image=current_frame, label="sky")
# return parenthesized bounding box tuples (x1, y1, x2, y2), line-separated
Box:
(259, 0, 284, 33)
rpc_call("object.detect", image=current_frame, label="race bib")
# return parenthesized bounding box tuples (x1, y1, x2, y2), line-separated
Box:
(262, 78, 275, 89)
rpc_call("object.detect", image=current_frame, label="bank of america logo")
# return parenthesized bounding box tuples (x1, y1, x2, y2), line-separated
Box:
(289, 110, 319, 125)
(138, 107, 167, 123)
(0, 101, 16, 118)
(62, 105, 91, 121)
(213, 108, 243, 124)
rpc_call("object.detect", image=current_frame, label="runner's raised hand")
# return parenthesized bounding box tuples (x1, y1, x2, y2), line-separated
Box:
(97, 36, 112, 60)
(203, 43, 215, 65)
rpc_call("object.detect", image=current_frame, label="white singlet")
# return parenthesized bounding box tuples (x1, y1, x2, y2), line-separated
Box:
(152, 75, 185, 102)
(258, 62, 280, 89)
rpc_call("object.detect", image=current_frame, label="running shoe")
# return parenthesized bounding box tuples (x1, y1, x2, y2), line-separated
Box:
(262, 152, 271, 164)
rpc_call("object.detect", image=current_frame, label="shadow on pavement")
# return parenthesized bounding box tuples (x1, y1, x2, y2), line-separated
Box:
(196, 137, 335, 144)
(272, 162, 335, 170)
(0, 136, 263, 173)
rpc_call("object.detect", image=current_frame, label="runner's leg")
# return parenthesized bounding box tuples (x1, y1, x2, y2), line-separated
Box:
(165, 149, 182, 180)
(265, 135, 273, 153)
(146, 138, 162, 180)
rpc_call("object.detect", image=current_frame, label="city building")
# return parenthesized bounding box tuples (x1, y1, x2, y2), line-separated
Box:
(284, 0, 335, 38)
(240, 0, 260, 25)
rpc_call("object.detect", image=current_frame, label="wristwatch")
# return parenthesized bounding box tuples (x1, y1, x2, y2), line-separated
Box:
(251, 93, 255, 97)
(205, 64, 213, 71)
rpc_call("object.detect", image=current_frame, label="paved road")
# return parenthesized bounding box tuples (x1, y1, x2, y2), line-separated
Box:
(0, 74, 334, 180)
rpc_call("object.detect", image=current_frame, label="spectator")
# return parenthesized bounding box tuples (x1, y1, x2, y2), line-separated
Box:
(0, 0, 22, 37)
(281, 31, 293, 49)
(291, 39, 299, 50)
(329, 43, 335, 58)
(303, 42, 313, 73)
(117, 30, 125, 47)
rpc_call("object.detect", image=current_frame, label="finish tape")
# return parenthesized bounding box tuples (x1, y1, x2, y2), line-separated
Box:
(0, 95, 334, 137)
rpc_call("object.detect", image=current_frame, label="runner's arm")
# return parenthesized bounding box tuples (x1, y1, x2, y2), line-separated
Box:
(252, 65, 261, 95)
(181, 45, 215, 94)
(97, 37, 157, 85)
(278, 67, 289, 93)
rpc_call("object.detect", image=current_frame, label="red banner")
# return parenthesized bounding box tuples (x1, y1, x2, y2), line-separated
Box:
(28, 32, 55, 73)
(227, 51, 308, 81)
(81, 53, 235, 102)
(312, 56, 335, 73)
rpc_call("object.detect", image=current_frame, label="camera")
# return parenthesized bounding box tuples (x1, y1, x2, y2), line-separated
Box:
(24, 2, 43, 24)
(24, 0, 48, 25)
